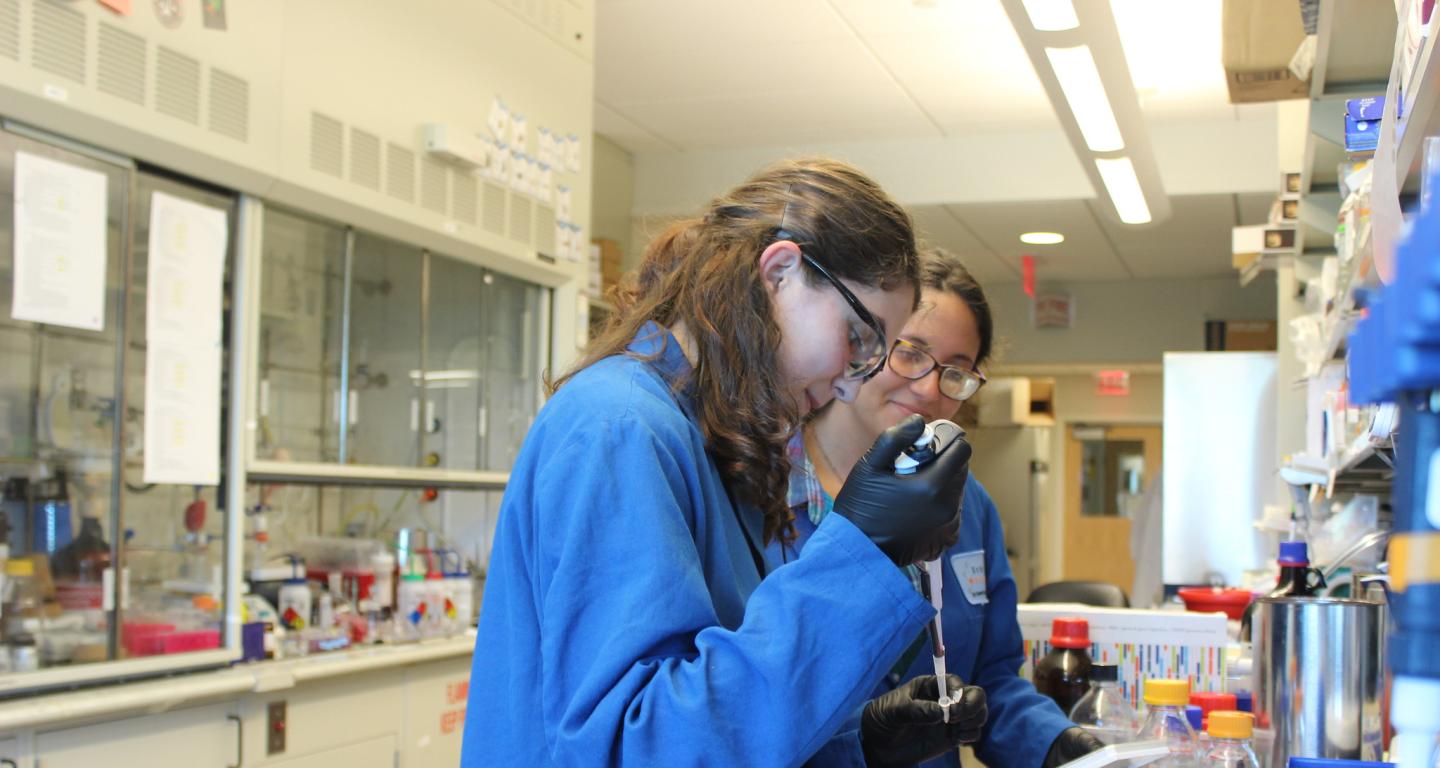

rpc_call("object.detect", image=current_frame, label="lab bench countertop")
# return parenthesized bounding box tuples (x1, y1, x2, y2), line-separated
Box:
(0, 631, 477, 732)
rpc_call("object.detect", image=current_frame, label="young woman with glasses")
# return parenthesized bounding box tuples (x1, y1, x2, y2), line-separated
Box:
(775, 249, 1107, 768)
(462, 159, 976, 766)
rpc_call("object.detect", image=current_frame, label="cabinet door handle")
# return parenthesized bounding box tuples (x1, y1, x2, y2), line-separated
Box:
(227, 713, 243, 768)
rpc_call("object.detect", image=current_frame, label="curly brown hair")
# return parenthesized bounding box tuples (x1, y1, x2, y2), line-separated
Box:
(552, 158, 919, 544)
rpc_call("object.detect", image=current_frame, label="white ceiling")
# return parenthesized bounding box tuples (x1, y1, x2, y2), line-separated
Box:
(911, 192, 1275, 286)
(595, 0, 1283, 282)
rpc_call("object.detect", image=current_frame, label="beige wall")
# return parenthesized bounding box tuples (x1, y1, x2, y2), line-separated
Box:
(987, 276, 1277, 367)
(591, 134, 636, 267)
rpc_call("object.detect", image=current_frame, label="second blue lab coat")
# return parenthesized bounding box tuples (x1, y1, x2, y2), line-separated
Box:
(773, 457, 1074, 768)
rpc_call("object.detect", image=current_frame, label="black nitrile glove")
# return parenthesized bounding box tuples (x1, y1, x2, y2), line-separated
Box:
(861, 675, 987, 768)
(834, 415, 972, 565)
(1042, 726, 1106, 768)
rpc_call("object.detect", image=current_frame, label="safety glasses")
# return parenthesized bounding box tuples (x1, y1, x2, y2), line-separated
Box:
(887, 338, 987, 401)
(770, 239, 885, 383)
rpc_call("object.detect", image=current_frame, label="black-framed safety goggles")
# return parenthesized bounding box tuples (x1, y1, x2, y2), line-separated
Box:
(775, 229, 888, 380)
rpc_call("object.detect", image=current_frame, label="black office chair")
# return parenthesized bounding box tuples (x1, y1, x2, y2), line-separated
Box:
(1026, 580, 1130, 607)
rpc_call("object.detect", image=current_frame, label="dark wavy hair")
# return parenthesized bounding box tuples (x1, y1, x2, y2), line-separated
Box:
(919, 247, 994, 369)
(552, 157, 918, 543)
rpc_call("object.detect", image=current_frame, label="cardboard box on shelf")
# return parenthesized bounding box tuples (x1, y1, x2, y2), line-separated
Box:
(593, 238, 624, 293)
(1222, 0, 1309, 103)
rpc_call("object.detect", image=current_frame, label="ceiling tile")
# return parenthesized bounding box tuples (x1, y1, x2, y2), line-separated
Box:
(907, 204, 1017, 286)
(595, 101, 680, 154)
(827, 0, 1054, 133)
(1093, 194, 1238, 279)
(1236, 191, 1275, 226)
(612, 87, 935, 150)
(945, 199, 1130, 282)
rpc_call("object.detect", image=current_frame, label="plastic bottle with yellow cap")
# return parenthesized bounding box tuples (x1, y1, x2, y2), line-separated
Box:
(1202, 711, 1259, 768)
(1137, 678, 1198, 768)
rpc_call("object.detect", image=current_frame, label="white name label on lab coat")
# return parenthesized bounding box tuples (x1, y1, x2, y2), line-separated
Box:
(949, 550, 988, 605)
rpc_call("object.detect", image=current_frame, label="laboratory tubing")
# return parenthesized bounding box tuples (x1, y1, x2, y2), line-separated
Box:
(1035, 617, 1093, 715)
(1137, 678, 1198, 768)
(1068, 663, 1139, 745)
(1202, 712, 1260, 768)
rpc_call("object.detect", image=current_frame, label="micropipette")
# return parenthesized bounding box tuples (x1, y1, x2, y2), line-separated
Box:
(892, 419, 968, 723)
(920, 557, 953, 720)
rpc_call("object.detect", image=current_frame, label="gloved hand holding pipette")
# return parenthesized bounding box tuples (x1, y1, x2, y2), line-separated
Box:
(833, 415, 971, 566)
(860, 675, 988, 767)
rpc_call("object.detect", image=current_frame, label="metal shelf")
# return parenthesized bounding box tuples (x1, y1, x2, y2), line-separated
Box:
(1310, 0, 1400, 99)
(247, 459, 509, 491)
(1395, 8, 1440, 193)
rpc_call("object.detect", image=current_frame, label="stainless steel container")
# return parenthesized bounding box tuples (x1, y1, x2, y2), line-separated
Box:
(1251, 596, 1386, 767)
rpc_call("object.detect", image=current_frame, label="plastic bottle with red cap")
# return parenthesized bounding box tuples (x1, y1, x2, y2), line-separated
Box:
(1034, 617, 1093, 715)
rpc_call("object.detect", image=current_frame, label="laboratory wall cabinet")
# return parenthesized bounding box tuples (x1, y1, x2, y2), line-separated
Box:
(0, 116, 549, 697)
(0, 125, 239, 695)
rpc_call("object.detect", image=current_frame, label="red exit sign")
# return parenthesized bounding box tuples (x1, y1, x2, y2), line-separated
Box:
(1095, 370, 1130, 396)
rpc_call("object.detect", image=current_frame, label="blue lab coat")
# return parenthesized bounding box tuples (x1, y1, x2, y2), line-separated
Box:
(462, 324, 934, 766)
(772, 473, 1074, 768)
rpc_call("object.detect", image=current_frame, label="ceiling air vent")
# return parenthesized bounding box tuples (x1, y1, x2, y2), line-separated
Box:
(207, 67, 249, 142)
(309, 112, 343, 178)
(349, 128, 380, 191)
(0, 0, 21, 62)
(420, 156, 447, 215)
(481, 180, 506, 236)
(155, 46, 200, 124)
(509, 196, 533, 244)
(32, 0, 85, 84)
(452, 171, 477, 225)
(385, 142, 415, 202)
(535, 204, 555, 256)
(96, 23, 145, 105)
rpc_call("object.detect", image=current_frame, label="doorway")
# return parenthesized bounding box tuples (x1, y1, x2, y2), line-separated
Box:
(1062, 424, 1161, 594)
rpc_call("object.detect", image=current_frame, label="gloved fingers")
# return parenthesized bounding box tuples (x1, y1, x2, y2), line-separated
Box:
(947, 686, 988, 730)
(955, 726, 983, 744)
(858, 414, 926, 470)
(930, 433, 973, 477)
(914, 514, 960, 563)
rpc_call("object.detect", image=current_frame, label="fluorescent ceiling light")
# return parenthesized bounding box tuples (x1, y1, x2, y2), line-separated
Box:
(1095, 156, 1151, 224)
(1021, 0, 1079, 31)
(1020, 232, 1065, 245)
(1045, 45, 1124, 153)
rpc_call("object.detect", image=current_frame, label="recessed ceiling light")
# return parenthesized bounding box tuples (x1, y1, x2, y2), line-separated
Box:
(1020, 232, 1065, 245)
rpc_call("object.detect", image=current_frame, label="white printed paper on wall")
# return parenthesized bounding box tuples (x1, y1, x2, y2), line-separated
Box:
(143, 191, 228, 486)
(537, 127, 555, 167)
(511, 113, 528, 154)
(494, 144, 512, 184)
(566, 134, 582, 173)
(488, 97, 511, 144)
(557, 185, 572, 221)
(11, 152, 109, 331)
(556, 221, 572, 262)
(537, 164, 553, 204)
(510, 151, 528, 193)
(569, 224, 586, 263)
